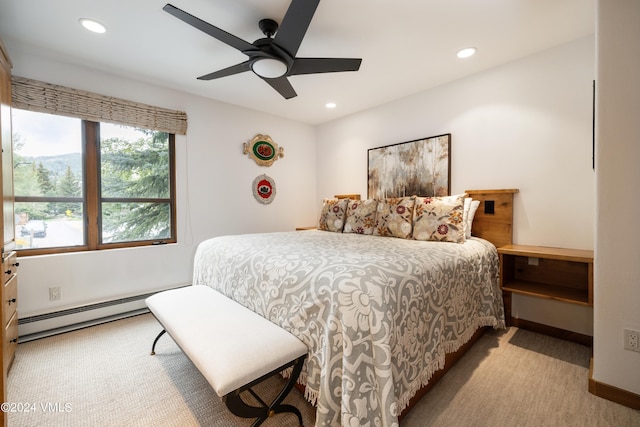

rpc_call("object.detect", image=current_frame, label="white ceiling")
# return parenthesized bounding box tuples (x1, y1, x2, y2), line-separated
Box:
(0, 0, 594, 125)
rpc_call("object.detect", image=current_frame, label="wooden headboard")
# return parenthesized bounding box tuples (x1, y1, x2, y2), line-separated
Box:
(334, 194, 361, 200)
(465, 189, 518, 248)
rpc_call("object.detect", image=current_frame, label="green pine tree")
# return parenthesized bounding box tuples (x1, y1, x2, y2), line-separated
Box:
(36, 162, 55, 196)
(100, 130, 170, 242)
(13, 136, 48, 219)
(57, 165, 81, 215)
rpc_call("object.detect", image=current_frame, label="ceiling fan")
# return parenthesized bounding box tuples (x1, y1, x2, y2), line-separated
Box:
(163, 1, 362, 99)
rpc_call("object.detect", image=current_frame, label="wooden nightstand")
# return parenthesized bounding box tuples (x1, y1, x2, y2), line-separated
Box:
(498, 244, 594, 327)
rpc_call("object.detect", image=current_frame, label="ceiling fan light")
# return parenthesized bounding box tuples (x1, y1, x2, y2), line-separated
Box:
(252, 58, 288, 79)
(79, 18, 107, 34)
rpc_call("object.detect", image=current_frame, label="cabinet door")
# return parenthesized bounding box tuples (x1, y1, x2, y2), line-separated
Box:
(0, 58, 13, 251)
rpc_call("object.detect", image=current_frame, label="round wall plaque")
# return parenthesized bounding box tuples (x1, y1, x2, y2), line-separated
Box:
(252, 174, 276, 204)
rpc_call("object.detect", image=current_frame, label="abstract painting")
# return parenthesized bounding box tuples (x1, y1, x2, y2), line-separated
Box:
(368, 134, 451, 199)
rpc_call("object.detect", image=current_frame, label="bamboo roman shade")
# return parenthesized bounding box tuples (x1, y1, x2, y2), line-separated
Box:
(11, 76, 188, 135)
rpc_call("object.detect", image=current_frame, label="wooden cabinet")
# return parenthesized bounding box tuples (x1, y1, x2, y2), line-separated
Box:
(2, 253, 17, 375)
(498, 244, 594, 325)
(0, 38, 15, 427)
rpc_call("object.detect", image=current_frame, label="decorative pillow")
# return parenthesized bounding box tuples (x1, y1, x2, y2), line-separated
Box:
(343, 199, 378, 235)
(373, 197, 415, 239)
(318, 198, 349, 232)
(466, 199, 480, 238)
(413, 194, 466, 243)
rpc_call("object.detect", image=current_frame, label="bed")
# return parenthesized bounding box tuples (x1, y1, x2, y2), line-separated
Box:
(192, 189, 517, 427)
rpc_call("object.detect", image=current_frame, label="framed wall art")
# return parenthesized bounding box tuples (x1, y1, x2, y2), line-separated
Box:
(243, 134, 284, 167)
(368, 133, 451, 199)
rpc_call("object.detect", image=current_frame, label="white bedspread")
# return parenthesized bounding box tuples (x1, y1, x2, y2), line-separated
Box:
(193, 230, 505, 427)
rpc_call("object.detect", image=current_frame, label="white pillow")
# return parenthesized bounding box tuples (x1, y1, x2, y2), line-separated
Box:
(466, 200, 480, 238)
(463, 198, 472, 236)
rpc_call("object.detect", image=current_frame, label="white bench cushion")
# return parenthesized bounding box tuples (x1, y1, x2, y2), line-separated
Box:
(146, 285, 307, 397)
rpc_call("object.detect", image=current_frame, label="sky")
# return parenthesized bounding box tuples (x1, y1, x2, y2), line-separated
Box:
(12, 109, 147, 157)
(12, 109, 80, 157)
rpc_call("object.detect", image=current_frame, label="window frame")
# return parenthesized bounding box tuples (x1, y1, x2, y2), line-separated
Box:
(14, 117, 177, 256)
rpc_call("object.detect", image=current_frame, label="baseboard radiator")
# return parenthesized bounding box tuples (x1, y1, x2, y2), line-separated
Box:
(18, 291, 169, 342)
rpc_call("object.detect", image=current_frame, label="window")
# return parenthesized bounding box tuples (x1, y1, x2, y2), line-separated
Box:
(12, 108, 176, 254)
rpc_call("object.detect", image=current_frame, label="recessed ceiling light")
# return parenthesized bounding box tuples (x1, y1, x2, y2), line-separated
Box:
(79, 18, 107, 34)
(458, 47, 478, 58)
(457, 47, 477, 59)
(325, 102, 337, 109)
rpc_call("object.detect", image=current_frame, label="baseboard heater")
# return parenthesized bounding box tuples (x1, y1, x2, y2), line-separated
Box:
(18, 289, 183, 342)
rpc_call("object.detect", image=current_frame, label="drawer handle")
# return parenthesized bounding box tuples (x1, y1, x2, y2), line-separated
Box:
(7, 298, 16, 305)
(11, 262, 19, 267)
(9, 338, 17, 344)
(4, 269, 11, 275)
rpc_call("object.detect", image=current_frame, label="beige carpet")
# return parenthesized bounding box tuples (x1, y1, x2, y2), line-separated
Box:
(7, 313, 640, 427)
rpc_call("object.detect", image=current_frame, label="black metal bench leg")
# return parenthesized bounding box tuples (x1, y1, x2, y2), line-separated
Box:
(150, 329, 167, 355)
(224, 354, 307, 427)
(263, 354, 305, 425)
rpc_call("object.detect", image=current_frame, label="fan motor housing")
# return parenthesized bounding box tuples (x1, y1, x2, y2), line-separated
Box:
(258, 19, 279, 38)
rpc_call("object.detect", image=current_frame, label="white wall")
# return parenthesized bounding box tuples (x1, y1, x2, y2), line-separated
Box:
(593, 0, 640, 396)
(7, 46, 317, 320)
(316, 36, 596, 335)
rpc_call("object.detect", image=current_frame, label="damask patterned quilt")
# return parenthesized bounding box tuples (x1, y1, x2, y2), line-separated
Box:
(192, 230, 505, 427)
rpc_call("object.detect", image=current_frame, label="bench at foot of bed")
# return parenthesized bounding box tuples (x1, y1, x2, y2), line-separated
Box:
(146, 285, 308, 427)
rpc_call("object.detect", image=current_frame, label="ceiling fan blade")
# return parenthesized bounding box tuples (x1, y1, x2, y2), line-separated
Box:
(163, 3, 255, 52)
(197, 60, 253, 81)
(263, 76, 297, 99)
(289, 58, 362, 75)
(273, 0, 320, 57)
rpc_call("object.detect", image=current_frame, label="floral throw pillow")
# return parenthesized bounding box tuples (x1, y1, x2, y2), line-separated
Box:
(373, 197, 415, 239)
(343, 199, 378, 235)
(413, 194, 466, 243)
(318, 198, 349, 232)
